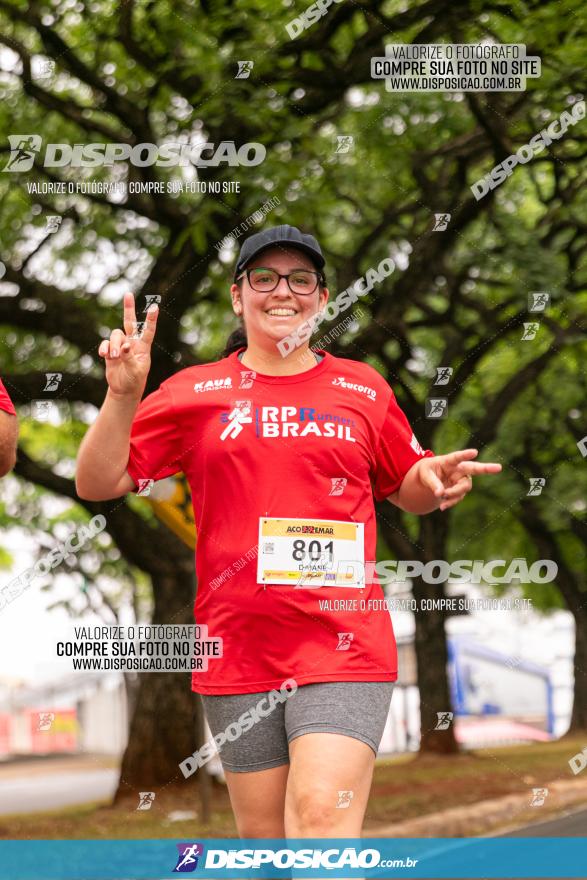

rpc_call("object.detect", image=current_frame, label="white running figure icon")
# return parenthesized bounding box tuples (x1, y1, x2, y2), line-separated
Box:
(220, 400, 253, 441)
(175, 844, 202, 870)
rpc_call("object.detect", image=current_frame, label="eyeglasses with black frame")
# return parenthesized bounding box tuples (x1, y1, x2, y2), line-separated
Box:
(237, 267, 324, 295)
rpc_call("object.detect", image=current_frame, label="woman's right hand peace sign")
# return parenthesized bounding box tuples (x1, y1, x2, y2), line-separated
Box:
(98, 292, 159, 399)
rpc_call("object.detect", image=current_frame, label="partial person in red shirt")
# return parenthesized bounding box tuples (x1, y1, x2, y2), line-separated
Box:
(76, 225, 501, 840)
(0, 379, 17, 477)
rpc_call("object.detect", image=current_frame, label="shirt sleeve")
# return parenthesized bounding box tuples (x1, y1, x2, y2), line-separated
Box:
(126, 381, 183, 491)
(0, 380, 16, 415)
(372, 390, 435, 501)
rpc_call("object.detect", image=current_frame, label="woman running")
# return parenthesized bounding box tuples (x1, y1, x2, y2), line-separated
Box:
(76, 224, 501, 839)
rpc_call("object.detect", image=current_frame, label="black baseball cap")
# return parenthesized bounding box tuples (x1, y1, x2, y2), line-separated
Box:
(233, 224, 325, 281)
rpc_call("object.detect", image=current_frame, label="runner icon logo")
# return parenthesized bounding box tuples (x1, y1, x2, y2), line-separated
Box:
(335, 135, 354, 153)
(239, 371, 256, 389)
(528, 292, 549, 312)
(527, 478, 546, 496)
(521, 322, 539, 340)
(37, 712, 54, 731)
(46, 215, 62, 233)
(43, 372, 62, 392)
(144, 294, 161, 311)
(426, 398, 448, 419)
(136, 792, 156, 811)
(173, 843, 204, 873)
(235, 61, 253, 79)
(220, 400, 252, 441)
(432, 213, 451, 231)
(3, 134, 42, 172)
(336, 790, 354, 808)
(530, 788, 548, 807)
(434, 711, 453, 730)
(434, 367, 453, 385)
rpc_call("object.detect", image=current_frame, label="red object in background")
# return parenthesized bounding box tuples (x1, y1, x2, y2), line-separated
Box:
(28, 709, 78, 752)
(455, 717, 551, 747)
(0, 714, 10, 755)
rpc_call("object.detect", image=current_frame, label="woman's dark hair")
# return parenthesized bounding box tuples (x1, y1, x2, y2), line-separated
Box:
(221, 324, 248, 358)
(219, 267, 327, 360)
(220, 275, 248, 358)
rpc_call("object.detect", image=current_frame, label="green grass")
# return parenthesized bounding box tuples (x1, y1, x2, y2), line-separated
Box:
(365, 736, 587, 831)
(1, 737, 585, 839)
(0, 792, 239, 840)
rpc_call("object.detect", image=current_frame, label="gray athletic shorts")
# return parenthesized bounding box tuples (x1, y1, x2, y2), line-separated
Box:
(200, 680, 394, 773)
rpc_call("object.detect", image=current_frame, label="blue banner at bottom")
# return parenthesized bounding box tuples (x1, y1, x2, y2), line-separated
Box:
(0, 837, 586, 879)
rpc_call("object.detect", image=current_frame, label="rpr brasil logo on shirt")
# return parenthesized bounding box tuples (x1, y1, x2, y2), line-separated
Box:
(219, 404, 358, 442)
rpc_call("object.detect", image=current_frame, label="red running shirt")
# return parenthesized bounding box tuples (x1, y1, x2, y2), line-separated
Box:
(127, 348, 434, 694)
(0, 380, 16, 415)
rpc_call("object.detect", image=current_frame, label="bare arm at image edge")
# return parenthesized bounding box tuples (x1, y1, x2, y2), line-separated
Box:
(0, 410, 18, 477)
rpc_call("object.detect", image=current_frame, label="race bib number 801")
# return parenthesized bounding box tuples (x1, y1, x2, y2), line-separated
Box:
(257, 517, 365, 588)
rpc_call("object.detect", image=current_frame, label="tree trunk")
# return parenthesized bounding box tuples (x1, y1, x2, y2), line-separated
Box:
(516, 500, 587, 735)
(376, 504, 460, 754)
(412, 515, 460, 754)
(568, 608, 587, 732)
(123, 672, 140, 724)
(113, 567, 204, 805)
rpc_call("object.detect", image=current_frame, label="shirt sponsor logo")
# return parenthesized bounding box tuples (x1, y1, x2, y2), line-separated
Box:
(194, 378, 232, 393)
(285, 525, 335, 534)
(219, 404, 357, 443)
(332, 376, 376, 400)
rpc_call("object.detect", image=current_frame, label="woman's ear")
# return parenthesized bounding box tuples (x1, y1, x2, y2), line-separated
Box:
(230, 282, 242, 314)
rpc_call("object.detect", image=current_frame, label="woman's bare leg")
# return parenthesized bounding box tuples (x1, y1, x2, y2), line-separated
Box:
(284, 733, 376, 837)
(223, 764, 290, 838)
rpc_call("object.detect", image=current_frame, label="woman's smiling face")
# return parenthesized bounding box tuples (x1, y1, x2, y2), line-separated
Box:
(231, 246, 329, 351)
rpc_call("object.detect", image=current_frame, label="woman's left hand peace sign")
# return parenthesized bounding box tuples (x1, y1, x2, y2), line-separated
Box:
(417, 448, 502, 511)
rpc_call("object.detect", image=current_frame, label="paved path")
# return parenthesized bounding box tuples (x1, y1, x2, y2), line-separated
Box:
(0, 755, 118, 815)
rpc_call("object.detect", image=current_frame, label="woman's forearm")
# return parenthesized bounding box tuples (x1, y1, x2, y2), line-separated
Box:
(393, 449, 501, 514)
(395, 459, 441, 514)
(75, 389, 141, 500)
